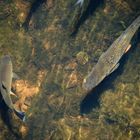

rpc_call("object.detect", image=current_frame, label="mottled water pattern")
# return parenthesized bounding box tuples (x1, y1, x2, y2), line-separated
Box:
(0, 0, 140, 140)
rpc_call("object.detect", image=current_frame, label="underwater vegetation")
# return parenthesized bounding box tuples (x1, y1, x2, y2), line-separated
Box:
(0, 0, 140, 140)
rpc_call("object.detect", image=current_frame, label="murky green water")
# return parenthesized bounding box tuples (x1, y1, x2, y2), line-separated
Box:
(0, 0, 140, 140)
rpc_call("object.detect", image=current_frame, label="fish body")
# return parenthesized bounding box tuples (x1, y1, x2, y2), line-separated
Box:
(83, 15, 140, 91)
(0, 55, 25, 121)
(0, 55, 13, 109)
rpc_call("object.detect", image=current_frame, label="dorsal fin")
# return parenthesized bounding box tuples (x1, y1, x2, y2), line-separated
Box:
(2, 81, 7, 90)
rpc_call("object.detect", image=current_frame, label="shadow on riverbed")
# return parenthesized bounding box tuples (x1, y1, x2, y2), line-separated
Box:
(0, 94, 21, 139)
(0, 95, 13, 130)
(80, 33, 140, 114)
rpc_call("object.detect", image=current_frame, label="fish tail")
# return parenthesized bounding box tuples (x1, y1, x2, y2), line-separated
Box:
(75, 0, 83, 7)
(14, 109, 26, 122)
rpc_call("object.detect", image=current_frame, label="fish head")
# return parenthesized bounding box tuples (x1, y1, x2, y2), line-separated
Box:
(82, 64, 102, 91)
(82, 73, 97, 91)
(1, 55, 12, 65)
(0, 55, 12, 73)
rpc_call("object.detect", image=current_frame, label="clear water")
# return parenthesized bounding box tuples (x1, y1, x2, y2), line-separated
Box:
(0, 0, 140, 140)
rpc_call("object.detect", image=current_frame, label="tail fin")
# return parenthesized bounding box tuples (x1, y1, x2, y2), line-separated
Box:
(75, 0, 84, 7)
(14, 109, 26, 122)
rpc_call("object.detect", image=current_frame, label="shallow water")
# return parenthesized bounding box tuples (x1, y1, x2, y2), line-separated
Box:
(0, 0, 140, 140)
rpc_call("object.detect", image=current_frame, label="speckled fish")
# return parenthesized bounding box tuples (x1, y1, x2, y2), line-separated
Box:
(0, 55, 25, 121)
(83, 15, 140, 91)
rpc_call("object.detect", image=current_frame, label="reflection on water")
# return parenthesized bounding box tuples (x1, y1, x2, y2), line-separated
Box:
(0, 0, 140, 139)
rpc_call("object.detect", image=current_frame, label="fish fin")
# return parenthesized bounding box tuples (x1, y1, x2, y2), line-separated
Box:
(12, 73, 20, 80)
(1, 81, 7, 90)
(10, 91, 18, 98)
(75, 0, 84, 7)
(2, 81, 17, 97)
(109, 63, 119, 75)
(14, 109, 26, 122)
(125, 44, 131, 53)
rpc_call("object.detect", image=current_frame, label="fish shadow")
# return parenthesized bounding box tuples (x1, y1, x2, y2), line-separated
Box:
(71, 0, 104, 36)
(22, 0, 46, 31)
(80, 33, 140, 114)
(80, 71, 119, 114)
(0, 94, 13, 130)
(0, 94, 21, 139)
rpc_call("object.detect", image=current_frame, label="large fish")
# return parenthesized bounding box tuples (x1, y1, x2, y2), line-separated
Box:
(0, 55, 25, 121)
(83, 15, 140, 91)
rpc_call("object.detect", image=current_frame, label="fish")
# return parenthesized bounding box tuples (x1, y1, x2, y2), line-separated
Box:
(75, 0, 84, 7)
(22, 0, 46, 30)
(0, 55, 25, 121)
(83, 15, 140, 91)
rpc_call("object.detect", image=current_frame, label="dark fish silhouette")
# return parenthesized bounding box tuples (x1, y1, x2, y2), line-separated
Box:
(22, 0, 47, 30)
(0, 93, 21, 139)
(83, 15, 140, 91)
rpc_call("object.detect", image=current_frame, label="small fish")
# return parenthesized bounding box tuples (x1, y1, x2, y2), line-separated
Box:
(83, 15, 140, 91)
(75, 0, 84, 7)
(22, 0, 46, 30)
(0, 55, 25, 121)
